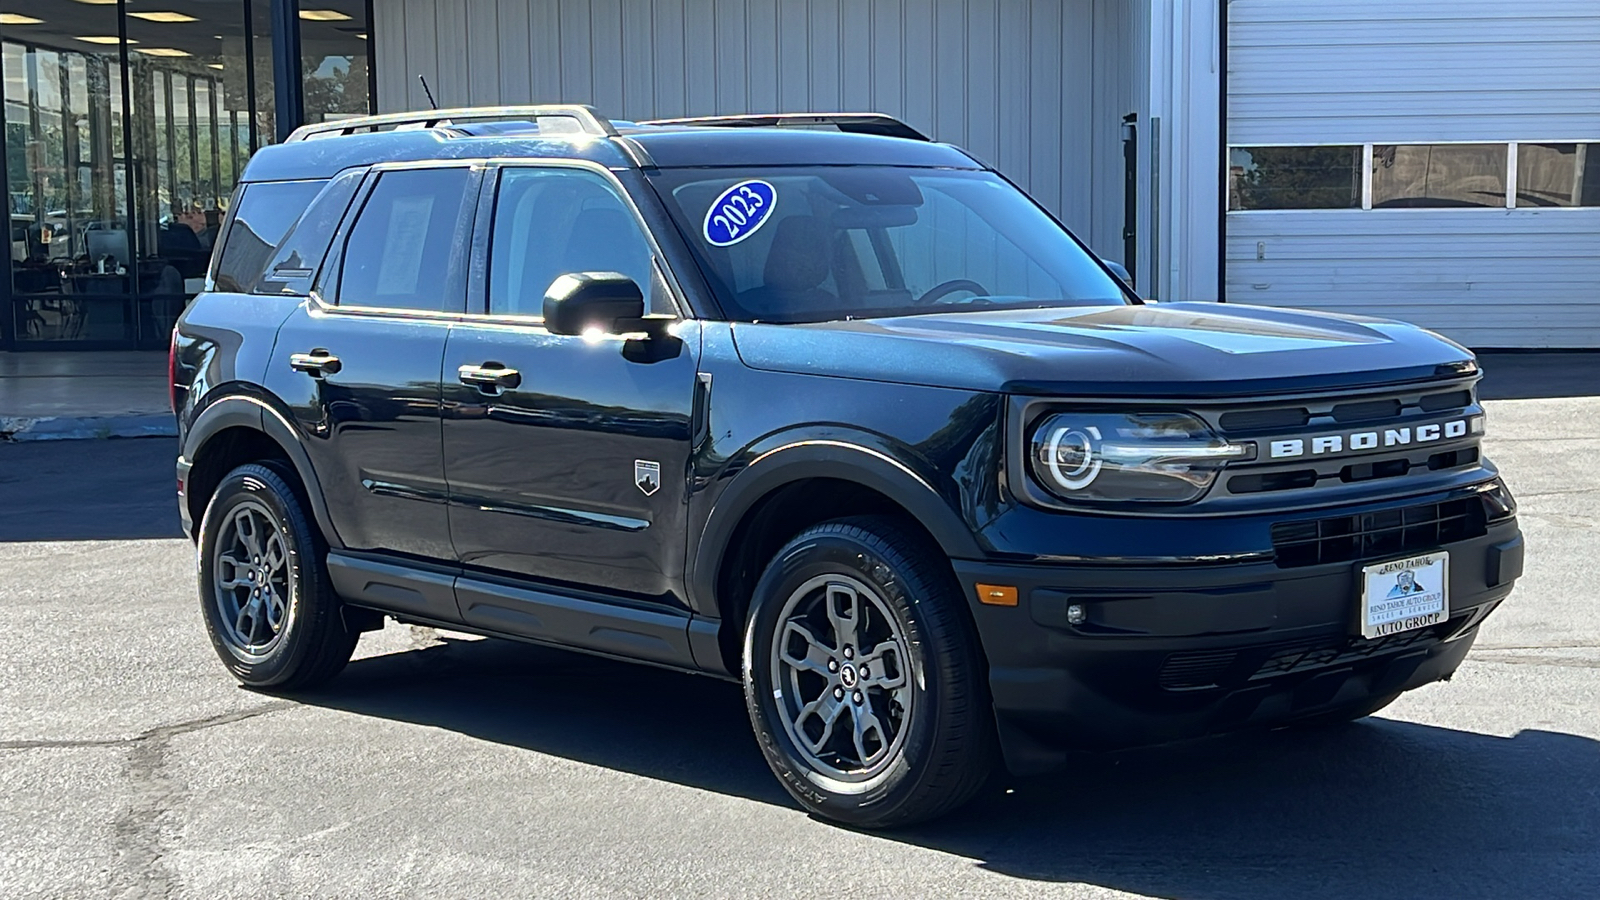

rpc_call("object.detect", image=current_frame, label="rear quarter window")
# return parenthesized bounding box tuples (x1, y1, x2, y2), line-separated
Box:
(213, 180, 328, 293)
(254, 170, 366, 296)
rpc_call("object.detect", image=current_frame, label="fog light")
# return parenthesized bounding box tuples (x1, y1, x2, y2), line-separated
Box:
(1066, 604, 1086, 625)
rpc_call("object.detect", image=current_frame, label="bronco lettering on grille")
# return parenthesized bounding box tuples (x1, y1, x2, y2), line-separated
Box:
(1268, 417, 1478, 460)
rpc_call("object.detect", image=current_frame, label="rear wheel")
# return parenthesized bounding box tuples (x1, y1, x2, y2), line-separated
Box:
(197, 462, 357, 690)
(743, 516, 996, 829)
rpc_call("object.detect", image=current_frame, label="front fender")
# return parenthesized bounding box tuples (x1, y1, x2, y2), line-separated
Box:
(687, 428, 985, 614)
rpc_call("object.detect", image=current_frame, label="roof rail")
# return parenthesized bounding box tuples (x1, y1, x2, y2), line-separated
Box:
(285, 105, 619, 142)
(638, 113, 929, 142)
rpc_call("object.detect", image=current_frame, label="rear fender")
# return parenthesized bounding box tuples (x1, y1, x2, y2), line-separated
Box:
(180, 391, 343, 549)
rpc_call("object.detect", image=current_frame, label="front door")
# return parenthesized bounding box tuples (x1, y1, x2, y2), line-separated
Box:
(266, 164, 479, 560)
(442, 164, 699, 604)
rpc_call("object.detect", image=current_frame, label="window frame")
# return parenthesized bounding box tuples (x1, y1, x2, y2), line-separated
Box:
(460, 158, 688, 328)
(311, 160, 483, 317)
(1227, 139, 1600, 213)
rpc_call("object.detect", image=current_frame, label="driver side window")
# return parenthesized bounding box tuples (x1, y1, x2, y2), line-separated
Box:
(487, 167, 663, 318)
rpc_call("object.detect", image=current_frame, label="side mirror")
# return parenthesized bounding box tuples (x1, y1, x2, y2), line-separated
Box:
(543, 272, 647, 336)
(1100, 258, 1133, 285)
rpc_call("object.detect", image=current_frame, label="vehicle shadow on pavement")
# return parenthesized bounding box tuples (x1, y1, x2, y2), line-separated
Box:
(911, 719, 1600, 898)
(302, 634, 789, 805)
(303, 635, 1600, 899)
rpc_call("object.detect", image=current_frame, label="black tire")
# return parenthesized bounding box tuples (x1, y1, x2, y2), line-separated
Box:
(197, 461, 357, 690)
(742, 516, 996, 829)
(1290, 691, 1402, 729)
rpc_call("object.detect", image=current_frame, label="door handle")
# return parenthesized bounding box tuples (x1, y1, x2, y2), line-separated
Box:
(458, 363, 522, 393)
(289, 350, 342, 377)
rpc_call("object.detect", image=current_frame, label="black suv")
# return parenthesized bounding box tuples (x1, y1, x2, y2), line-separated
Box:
(173, 106, 1523, 828)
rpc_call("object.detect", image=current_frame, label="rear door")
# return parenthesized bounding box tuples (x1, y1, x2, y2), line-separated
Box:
(266, 163, 479, 560)
(441, 162, 700, 604)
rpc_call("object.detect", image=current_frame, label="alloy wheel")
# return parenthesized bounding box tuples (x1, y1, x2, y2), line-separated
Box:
(212, 499, 292, 657)
(769, 573, 913, 781)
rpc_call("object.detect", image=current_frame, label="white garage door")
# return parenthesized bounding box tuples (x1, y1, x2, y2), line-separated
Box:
(1226, 0, 1600, 348)
(374, 0, 1140, 260)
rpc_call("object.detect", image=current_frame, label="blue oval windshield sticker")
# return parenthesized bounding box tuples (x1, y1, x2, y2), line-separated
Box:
(703, 180, 777, 247)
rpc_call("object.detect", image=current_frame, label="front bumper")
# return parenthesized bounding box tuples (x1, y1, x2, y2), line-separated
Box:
(955, 513, 1522, 774)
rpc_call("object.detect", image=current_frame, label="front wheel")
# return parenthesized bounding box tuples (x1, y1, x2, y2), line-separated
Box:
(743, 516, 996, 829)
(197, 461, 357, 690)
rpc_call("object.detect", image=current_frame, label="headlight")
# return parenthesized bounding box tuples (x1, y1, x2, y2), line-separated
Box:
(1029, 411, 1250, 504)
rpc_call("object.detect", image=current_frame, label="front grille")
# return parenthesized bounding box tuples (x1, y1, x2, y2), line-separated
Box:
(1219, 407, 1309, 433)
(1419, 389, 1472, 411)
(1331, 398, 1402, 424)
(1270, 496, 1487, 568)
(1215, 387, 1474, 437)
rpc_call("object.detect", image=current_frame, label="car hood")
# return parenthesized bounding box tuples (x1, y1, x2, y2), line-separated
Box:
(729, 302, 1475, 397)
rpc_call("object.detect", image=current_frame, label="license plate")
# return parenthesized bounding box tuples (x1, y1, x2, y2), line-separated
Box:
(1359, 551, 1449, 639)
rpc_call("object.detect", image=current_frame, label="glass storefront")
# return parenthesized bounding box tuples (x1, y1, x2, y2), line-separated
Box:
(1, 0, 372, 349)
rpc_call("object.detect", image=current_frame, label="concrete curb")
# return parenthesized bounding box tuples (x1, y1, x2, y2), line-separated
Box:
(0, 414, 176, 442)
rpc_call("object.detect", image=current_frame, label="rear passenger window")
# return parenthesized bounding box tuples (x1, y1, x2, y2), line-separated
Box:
(337, 167, 472, 311)
(214, 180, 328, 293)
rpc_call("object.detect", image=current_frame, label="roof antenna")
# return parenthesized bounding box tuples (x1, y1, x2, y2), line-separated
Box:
(417, 75, 439, 110)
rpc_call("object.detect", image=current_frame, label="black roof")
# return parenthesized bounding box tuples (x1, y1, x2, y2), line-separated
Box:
(239, 107, 981, 182)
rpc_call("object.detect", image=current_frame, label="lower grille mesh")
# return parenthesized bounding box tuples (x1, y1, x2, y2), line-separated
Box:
(1270, 497, 1487, 568)
(1250, 618, 1462, 680)
(1158, 650, 1238, 691)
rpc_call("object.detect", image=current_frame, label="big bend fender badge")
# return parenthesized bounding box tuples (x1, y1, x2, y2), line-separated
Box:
(635, 460, 661, 496)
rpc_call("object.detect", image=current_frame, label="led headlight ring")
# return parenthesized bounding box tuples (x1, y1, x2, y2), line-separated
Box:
(1045, 424, 1102, 490)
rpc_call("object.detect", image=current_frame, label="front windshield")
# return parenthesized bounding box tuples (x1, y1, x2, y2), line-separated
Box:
(649, 166, 1129, 323)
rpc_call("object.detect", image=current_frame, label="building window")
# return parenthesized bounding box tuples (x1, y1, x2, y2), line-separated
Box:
(2, 0, 375, 349)
(1230, 142, 1600, 212)
(4, 2, 135, 344)
(299, 1, 372, 127)
(1228, 146, 1362, 211)
(1371, 144, 1508, 209)
(1516, 143, 1600, 208)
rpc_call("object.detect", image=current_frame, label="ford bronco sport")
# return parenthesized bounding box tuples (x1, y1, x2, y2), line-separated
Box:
(172, 106, 1524, 828)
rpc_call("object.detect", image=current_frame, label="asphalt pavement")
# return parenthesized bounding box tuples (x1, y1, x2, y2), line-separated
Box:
(2, 394, 1598, 899)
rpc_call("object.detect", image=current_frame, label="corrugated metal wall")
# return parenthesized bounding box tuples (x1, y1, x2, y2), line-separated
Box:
(374, 0, 1139, 259)
(1226, 0, 1600, 348)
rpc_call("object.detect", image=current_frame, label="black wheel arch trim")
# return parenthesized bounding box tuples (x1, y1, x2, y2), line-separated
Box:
(181, 390, 345, 550)
(688, 433, 983, 617)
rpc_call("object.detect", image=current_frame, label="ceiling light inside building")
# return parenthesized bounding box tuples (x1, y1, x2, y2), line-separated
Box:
(208, 63, 225, 70)
(0, 13, 44, 24)
(298, 9, 352, 21)
(77, 36, 128, 44)
(139, 47, 192, 57)
(129, 11, 199, 23)
(73, 0, 118, 5)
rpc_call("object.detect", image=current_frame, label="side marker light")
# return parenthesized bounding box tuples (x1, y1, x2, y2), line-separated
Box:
(976, 584, 1018, 607)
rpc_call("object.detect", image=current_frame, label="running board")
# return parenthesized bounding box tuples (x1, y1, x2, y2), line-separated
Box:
(327, 552, 709, 673)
